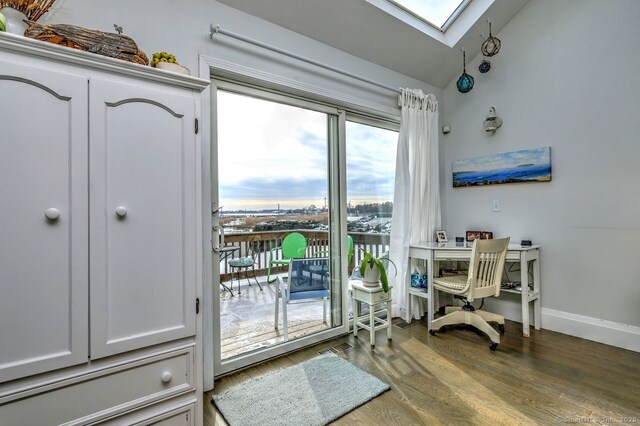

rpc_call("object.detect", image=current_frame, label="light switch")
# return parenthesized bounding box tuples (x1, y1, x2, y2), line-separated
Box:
(492, 199, 502, 212)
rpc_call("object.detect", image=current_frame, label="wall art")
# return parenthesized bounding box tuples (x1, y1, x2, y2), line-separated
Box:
(453, 147, 551, 188)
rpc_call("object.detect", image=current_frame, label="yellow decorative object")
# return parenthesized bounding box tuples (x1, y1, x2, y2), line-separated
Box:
(151, 51, 179, 68)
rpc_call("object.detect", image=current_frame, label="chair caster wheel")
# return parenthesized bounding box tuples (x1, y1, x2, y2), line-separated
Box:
(498, 324, 505, 334)
(489, 342, 499, 351)
(428, 329, 436, 336)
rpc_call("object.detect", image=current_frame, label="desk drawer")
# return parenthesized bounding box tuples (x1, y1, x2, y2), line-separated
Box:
(353, 288, 390, 304)
(434, 250, 521, 261)
(434, 250, 471, 260)
(0, 348, 193, 426)
(371, 290, 391, 304)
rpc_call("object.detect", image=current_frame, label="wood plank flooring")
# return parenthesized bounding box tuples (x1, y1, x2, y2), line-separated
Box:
(205, 319, 640, 425)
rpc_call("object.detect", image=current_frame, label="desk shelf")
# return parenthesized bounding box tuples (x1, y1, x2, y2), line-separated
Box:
(408, 289, 429, 299)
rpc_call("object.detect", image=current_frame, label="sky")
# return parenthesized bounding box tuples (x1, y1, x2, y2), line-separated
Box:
(392, 0, 465, 27)
(452, 147, 551, 173)
(217, 91, 398, 211)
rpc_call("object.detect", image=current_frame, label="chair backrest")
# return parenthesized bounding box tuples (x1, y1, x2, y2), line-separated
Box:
(247, 236, 261, 261)
(286, 257, 330, 302)
(347, 235, 354, 265)
(467, 237, 510, 301)
(281, 232, 308, 260)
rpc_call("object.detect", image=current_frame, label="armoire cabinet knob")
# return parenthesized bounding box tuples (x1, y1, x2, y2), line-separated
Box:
(115, 206, 128, 217)
(161, 371, 172, 383)
(45, 208, 60, 221)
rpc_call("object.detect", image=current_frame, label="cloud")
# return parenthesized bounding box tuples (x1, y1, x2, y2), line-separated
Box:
(217, 91, 398, 210)
(452, 147, 551, 172)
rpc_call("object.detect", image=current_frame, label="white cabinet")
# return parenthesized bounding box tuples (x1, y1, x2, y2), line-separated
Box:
(89, 78, 197, 359)
(0, 60, 89, 383)
(0, 33, 207, 425)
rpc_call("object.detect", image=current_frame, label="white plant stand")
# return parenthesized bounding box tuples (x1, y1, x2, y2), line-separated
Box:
(351, 281, 393, 347)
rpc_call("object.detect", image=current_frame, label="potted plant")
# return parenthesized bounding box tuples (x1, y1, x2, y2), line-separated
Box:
(359, 250, 397, 292)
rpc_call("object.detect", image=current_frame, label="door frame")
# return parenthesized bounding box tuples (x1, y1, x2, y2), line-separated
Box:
(199, 54, 399, 389)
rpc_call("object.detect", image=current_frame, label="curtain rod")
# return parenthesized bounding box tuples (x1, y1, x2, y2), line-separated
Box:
(209, 24, 401, 94)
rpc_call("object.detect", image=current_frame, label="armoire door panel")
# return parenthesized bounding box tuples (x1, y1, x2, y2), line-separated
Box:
(90, 78, 197, 359)
(0, 61, 89, 382)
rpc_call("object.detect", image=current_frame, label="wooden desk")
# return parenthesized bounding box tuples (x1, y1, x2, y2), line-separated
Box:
(409, 242, 541, 337)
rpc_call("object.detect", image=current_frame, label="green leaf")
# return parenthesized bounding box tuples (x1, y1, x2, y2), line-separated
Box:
(359, 252, 372, 277)
(376, 258, 389, 292)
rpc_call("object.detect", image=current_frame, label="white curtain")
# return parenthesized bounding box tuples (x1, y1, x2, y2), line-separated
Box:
(389, 89, 440, 321)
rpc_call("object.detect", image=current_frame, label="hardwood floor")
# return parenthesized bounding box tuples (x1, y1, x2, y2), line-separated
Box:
(205, 319, 640, 425)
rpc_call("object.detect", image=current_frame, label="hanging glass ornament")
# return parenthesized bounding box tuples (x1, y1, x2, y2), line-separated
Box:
(481, 21, 501, 57)
(478, 59, 491, 73)
(456, 49, 474, 93)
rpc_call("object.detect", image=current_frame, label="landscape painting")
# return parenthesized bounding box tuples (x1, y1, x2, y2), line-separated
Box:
(452, 147, 551, 187)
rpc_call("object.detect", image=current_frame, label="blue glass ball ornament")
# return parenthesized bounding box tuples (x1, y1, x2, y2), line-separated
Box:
(457, 72, 474, 93)
(479, 60, 491, 73)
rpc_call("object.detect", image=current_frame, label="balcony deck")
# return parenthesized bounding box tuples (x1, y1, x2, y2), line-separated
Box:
(220, 275, 330, 360)
(218, 230, 390, 360)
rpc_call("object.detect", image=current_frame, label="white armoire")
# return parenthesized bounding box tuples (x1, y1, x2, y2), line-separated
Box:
(0, 32, 208, 425)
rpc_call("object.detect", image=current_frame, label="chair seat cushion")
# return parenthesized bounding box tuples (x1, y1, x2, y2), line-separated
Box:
(433, 275, 469, 293)
(289, 290, 330, 301)
(228, 257, 254, 267)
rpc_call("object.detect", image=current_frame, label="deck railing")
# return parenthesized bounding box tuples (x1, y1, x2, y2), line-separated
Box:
(218, 229, 390, 282)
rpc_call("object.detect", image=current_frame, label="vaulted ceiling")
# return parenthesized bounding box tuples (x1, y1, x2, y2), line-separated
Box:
(216, 0, 529, 88)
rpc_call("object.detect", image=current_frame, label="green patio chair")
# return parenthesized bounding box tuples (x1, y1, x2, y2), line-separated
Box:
(308, 235, 355, 281)
(267, 232, 308, 283)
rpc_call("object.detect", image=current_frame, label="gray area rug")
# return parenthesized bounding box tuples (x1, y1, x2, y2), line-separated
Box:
(212, 353, 390, 426)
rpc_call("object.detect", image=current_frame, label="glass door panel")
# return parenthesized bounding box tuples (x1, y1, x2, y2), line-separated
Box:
(213, 83, 345, 373)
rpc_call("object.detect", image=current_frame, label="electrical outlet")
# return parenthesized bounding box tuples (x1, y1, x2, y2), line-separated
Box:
(492, 199, 501, 212)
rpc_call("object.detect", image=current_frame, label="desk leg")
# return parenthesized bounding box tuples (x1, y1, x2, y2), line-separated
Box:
(427, 251, 435, 332)
(406, 261, 411, 323)
(353, 295, 358, 337)
(387, 300, 392, 340)
(520, 253, 530, 337)
(533, 256, 541, 330)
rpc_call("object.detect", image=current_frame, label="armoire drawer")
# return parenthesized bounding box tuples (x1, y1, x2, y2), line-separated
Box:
(0, 348, 194, 426)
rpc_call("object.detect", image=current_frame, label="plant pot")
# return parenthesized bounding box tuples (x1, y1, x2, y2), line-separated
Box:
(155, 62, 190, 75)
(1, 7, 28, 36)
(362, 264, 381, 287)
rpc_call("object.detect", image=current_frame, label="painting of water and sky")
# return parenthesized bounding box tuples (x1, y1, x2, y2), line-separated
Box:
(452, 147, 552, 187)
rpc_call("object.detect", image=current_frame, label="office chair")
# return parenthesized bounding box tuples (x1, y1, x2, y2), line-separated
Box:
(428, 237, 510, 350)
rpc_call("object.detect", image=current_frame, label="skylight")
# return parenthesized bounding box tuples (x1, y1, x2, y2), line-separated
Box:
(387, 0, 471, 30)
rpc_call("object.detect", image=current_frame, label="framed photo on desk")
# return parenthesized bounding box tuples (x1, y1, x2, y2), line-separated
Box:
(436, 230, 448, 243)
(466, 230, 482, 242)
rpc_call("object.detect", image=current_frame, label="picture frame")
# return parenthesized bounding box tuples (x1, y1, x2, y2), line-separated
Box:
(466, 230, 482, 242)
(436, 230, 448, 243)
(481, 231, 494, 240)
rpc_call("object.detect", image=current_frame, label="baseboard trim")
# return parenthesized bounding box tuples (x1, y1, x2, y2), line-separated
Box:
(482, 299, 640, 352)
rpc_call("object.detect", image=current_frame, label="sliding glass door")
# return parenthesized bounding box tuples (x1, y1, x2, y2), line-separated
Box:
(345, 116, 399, 271)
(212, 81, 347, 374)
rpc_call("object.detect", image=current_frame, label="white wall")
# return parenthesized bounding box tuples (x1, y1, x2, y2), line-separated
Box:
(45, 0, 441, 114)
(442, 0, 640, 344)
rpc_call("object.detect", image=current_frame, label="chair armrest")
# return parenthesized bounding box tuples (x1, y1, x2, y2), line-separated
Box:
(278, 275, 288, 301)
(269, 246, 282, 261)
